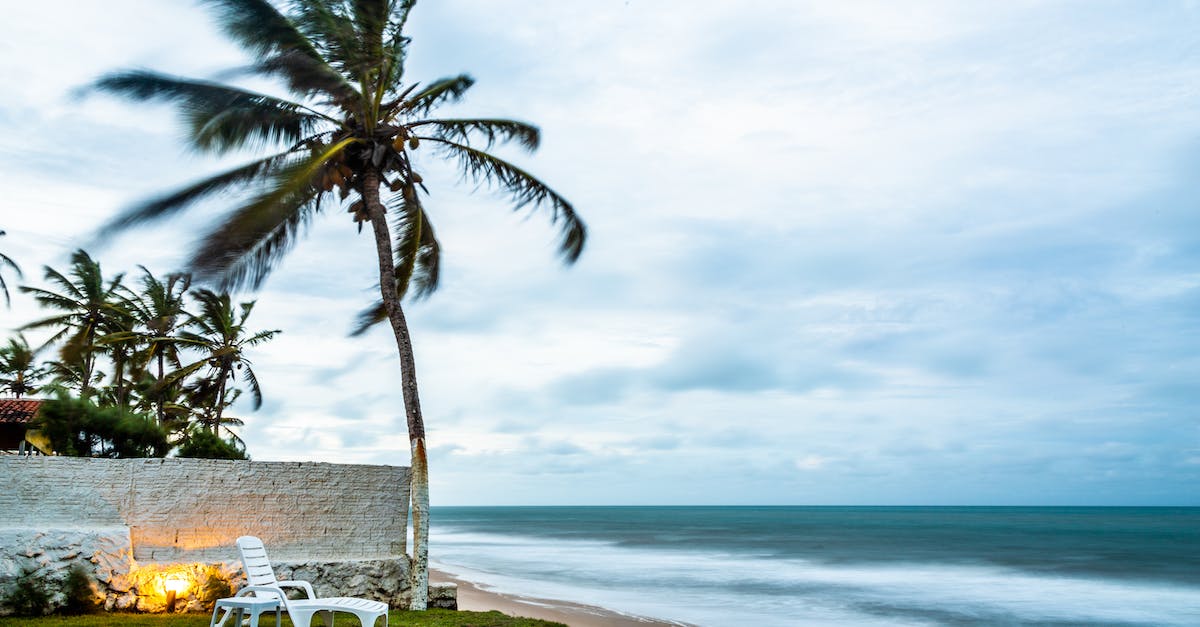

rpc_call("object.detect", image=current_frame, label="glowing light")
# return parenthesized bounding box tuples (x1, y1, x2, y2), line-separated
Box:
(163, 573, 190, 596)
(162, 572, 191, 613)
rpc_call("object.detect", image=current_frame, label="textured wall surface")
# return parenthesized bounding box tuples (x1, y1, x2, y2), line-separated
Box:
(0, 457, 419, 614)
(0, 457, 410, 563)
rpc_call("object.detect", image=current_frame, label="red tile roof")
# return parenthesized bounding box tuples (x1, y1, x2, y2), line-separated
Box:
(0, 399, 41, 424)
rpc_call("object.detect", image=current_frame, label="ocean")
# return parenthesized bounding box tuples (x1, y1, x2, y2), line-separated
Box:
(429, 506, 1200, 627)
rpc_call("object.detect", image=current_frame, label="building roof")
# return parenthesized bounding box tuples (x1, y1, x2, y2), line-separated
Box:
(0, 398, 41, 424)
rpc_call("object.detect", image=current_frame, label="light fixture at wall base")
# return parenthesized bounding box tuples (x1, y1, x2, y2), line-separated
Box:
(162, 574, 190, 613)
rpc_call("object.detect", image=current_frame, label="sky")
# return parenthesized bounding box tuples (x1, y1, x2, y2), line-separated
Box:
(0, 0, 1197, 506)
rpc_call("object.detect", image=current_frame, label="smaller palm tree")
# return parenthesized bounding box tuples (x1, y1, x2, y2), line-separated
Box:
(102, 268, 193, 424)
(0, 334, 47, 398)
(0, 230, 21, 308)
(42, 356, 105, 395)
(171, 289, 279, 432)
(19, 250, 130, 397)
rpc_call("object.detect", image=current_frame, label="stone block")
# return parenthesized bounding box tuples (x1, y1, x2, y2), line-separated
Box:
(430, 582, 458, 610)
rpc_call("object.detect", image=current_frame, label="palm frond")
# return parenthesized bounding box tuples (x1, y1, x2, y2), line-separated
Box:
(0, 247, 16, 306)
(17, 313, 75, 335)
(17, 288, 77, 317)
(188, 137, 356, 290)
(190, 195, 315, 292)
(93, 70, 331, 154)
(95, 151, 294, 239)
(426, 137, 587, 263)
(189, 98, 328, 155)
(38, 266, 85, 301)
(351, 0, 390, 58)
(412, 118, 539, 151)
(402, 75, 475, 117)
(251, 50, 360, 106)
(240, 363, 264, 409)
(242, 329, 280, 347)
(350, 0, 399, 122)
(0, 251, 19, 276)
(391, 193, 441, 300)
(349, 302, 386, 337)
(380, 1, 416, 88)
(350, 190, 440, 336)
(160, 356, 210, 388)
(200, 0, 326, 62)
(292, 1, 361, 78)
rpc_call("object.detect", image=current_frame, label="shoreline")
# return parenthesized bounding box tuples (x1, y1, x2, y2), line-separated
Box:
(430, 567, 689, 627)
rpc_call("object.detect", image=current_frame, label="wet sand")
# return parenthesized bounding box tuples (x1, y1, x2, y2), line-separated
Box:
(430, 568, 688, 627)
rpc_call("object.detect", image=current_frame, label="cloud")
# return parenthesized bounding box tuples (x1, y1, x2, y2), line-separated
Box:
(1, 0, 1198, 505)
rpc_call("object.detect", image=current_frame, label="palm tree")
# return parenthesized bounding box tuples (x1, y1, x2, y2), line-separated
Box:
(0, 230, 21, 308)
(171, 289, 278, 433)
(105, 268, 193, 424)
(19, 250, 130, 398)
(0, 334, 47, 398)
(93, 0, 585, 607)
(98, 303, 140, 410)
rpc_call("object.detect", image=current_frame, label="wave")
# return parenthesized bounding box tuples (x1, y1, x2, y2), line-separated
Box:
(431, 527, 1200, 626)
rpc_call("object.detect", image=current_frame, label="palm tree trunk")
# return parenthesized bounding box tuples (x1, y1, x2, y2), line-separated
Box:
(363, 169, 430, 610)
(80, 343, 94, 398)
(156, 352, 166, 425)
(213, 371, 228, 435)
(113, 352, 128, 409)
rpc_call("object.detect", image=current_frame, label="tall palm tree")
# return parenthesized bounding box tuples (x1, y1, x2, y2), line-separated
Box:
(0, 334, 47, 398)
(0, 230, 21, 308)
(93, 0, 585, 606)
(19, 250, 130, 398)
(171, 289, 278, 433)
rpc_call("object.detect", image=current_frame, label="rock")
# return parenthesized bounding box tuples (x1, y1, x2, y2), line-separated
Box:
(430, 582, 458, 610)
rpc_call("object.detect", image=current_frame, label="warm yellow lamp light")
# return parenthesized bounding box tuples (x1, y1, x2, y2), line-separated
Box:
(162, 573, 190, 613)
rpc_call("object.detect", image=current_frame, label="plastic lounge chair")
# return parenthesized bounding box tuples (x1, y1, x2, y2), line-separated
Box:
(234, 535, 389, 627)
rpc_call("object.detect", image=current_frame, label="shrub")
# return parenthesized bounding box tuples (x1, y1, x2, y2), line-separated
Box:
(176, 429, 247, 460)
(30, 392, 168, 458)
(2, 568, 51, 617)
(61, 563, 99, 615)
(200, 567, 234, 609)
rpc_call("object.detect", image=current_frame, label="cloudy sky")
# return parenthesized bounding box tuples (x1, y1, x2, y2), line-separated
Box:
(1, 1, 1197, 505)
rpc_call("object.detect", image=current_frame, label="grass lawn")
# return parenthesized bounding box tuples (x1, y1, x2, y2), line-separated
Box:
(0, 609, 566, 627)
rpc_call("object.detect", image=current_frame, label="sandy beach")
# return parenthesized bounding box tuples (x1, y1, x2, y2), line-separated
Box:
(430, 568, 688, 627)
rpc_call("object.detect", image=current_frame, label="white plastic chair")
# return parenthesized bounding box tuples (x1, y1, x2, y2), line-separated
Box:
(234, 535, 389, 627)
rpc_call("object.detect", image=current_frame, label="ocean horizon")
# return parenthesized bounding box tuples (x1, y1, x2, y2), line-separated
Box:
(430, 505, 1200, 626)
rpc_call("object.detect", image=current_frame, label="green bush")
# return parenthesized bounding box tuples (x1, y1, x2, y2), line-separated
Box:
(30, 393, 168, 458)
(175, 429, 247, 460)
(60, 565, 98, 615)
(3, 569, 51, 617)
(199, 567, 232, 609)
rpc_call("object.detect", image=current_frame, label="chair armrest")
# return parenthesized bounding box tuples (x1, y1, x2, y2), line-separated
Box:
(275, 580, 317, 599)
(235, 585, 286, 602)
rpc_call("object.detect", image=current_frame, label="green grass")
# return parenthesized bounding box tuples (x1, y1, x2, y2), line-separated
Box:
(0, 609, 565, 627)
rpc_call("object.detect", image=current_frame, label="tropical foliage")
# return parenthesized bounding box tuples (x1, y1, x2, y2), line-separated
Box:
(0, 334, 46, 398)
(0, 250, 276, 459)
(176, 428, 248, 460)
(30, 392, 169, 459)
(0, 229, 20, 307)
(91, 0, 586, 608)
(172, 289, 278, 434)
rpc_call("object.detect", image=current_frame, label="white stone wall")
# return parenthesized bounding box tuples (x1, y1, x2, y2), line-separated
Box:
(0, 457, 410, 563)
(0, 457, 415, 614)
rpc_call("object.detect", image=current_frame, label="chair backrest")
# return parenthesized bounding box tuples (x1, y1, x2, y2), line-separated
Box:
(236, 536, 278, 586)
